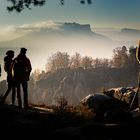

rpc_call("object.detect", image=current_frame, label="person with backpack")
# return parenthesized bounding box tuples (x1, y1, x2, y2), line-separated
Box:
(13, 48, 32, 109)
(2, 50, 16, 105)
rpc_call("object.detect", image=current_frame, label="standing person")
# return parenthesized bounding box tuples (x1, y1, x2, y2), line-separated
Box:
(13, 48, 32, 109)
(2, 50, 16, 105)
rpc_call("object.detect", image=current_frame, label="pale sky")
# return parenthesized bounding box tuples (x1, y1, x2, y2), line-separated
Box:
(0, 0, 140, 29)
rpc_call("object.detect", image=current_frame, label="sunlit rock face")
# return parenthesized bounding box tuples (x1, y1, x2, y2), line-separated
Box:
(79, 93, 116, 122)
(104, 87, 138, 110)
(80, 93, 112, 113)
(79, 91, 134, 123)
(53, 73, 91, 105)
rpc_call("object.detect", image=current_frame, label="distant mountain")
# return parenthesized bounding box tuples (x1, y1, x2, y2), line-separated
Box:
(119, 28, 140, 41)
(109, 28, 140, 44)
(0, 22, 111, 48)
(62, 22, 92, 33)
(120, 28, 140, 36)
(59, 22, 110, 39)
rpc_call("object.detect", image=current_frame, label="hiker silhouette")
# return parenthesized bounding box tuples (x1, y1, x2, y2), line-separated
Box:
(12, 48, 32, 109)
(2, 50, 16, 105)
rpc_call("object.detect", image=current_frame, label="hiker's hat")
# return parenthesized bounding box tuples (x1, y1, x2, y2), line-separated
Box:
(6, 50, 14, 56)
(20, 48, 27, 53)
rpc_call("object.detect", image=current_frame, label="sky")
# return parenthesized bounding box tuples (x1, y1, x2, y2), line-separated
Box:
(0, 0, 140, 28)
(0, 0, 140, 80)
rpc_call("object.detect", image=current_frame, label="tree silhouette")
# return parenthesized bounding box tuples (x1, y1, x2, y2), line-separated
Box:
(46, 51, 70, 72)
(7, 0, 92, 12)
(81, 56, 93, 69)
(112, 46, 128, 68)
(70, 52, 82, 69)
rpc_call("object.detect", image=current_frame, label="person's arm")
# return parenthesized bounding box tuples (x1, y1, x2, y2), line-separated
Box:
(26, 58, 32, 80)
(26, 58, 32, 73)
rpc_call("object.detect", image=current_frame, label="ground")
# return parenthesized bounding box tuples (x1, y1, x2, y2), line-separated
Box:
(0, 103, 140, 140)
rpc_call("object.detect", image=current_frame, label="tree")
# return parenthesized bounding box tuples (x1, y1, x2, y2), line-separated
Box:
(81, 56, 93, 69)
(7, 0, 92, 12)
(128, 46, 139, 69)
(92, 58, 111, 68)
(100, 58, 111, 68)
(70, 52, 81, 69)
(32, 69, 41, 81)
(112, 46, 128, 68)
(46, 51, 70, 72)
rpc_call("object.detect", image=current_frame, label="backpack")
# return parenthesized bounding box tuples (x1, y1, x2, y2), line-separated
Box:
(4, 56, 12, 73)
(12, 58, 27, 81)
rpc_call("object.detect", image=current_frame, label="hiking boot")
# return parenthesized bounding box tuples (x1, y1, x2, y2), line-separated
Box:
(24, 105, 29, 109)
(0, 97, 5, 105)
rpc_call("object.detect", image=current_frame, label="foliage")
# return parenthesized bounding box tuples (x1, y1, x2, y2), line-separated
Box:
(45, 51, 113, 72)
(70, 52, 82, 69)
(46, 51, 70, 72)
(6, 0, 92, 12)
(111, 46, 139, 69)
(7, 0, 46, 12)
(81, 56, 93, 69)
(112, 46, 129, 68)
(55, 95, 68, 113)
(128, 46, 139, 69)
(93, 58, 111, 68)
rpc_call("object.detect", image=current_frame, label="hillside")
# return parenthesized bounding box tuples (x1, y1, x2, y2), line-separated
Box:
(27, 67, 139, 106)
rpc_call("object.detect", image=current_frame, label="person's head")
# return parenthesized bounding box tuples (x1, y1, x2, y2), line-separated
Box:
(6, 50, 14, 58)
(20, 48, 27, 55)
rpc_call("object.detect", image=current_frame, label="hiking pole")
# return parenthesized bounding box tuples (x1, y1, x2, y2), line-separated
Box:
(135, 40, 140, 111)
(129, 41, 140, 111)
(129, 88, 138, 111)
(137, 65, 140, 110)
